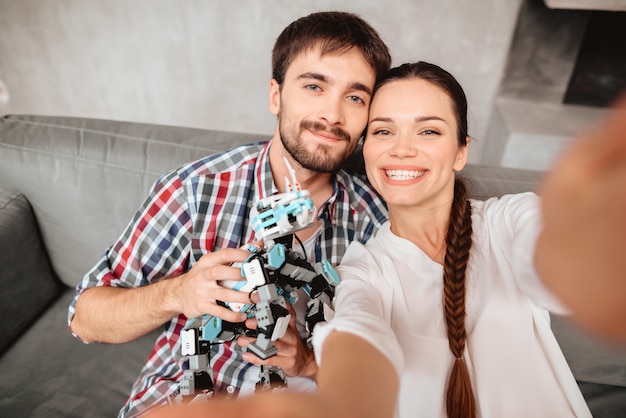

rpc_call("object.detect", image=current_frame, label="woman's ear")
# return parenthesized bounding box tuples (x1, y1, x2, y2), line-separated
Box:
(269, 79, 280, 116)
(453, 136, 471, 171)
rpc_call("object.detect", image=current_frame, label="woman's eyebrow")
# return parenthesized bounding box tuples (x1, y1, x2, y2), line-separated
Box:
(369, 115, 447, 123)
(414, 115, 446, 123)
(369, 116, 393, 123)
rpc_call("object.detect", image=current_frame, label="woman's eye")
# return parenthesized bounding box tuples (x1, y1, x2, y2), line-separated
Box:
(420, 129, 440, 136)
(372, 129, 391, 136)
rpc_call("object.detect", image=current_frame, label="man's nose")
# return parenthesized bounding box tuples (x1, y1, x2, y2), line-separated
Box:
(318, 95, 345, 126)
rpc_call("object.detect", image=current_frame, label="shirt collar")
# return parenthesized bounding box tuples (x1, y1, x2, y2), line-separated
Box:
(256, 140, 345, 226)
(254, 141, 278, 201)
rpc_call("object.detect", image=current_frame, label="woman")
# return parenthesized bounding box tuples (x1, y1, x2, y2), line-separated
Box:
(309, 61, 591, 417)
(147, 62, 626, 417)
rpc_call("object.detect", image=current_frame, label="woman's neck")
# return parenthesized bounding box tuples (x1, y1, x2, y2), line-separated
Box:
(388, 200, 453, 264)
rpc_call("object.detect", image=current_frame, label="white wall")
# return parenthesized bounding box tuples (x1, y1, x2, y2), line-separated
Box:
(0, 0, 524, 164)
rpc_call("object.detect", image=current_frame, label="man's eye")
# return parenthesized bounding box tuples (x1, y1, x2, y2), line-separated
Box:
(348, 95, 365, 105)
(305, 84, 321, 91)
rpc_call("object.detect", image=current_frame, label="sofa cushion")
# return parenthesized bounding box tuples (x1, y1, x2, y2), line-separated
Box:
(551, 314, 626, 387)
(0, 289, 158, 417)
(0, 191, 63, 354)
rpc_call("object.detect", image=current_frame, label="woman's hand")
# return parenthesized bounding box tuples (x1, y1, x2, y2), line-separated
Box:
(536, 94, 626, 343)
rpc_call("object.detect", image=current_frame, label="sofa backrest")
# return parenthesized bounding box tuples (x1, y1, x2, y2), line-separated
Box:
(0, 114, 544, 289)
(0, 115, 266, 288)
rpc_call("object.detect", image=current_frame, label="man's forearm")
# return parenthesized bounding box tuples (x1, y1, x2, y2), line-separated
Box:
(70, 277, 182, 344)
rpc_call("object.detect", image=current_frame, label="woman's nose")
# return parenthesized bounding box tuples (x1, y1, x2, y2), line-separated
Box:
(389, 134, 417, 158)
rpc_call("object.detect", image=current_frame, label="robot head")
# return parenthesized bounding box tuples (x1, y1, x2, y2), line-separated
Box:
(250, 157, 316, 242)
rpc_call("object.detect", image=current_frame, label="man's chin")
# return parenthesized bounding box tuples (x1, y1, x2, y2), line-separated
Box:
(281, 132, 355, 173)
(298, 151, 348, 173)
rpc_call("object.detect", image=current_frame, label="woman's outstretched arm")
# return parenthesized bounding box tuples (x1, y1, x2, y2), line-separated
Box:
(535, 94, 626, 343)
(145, 331, 399, 418)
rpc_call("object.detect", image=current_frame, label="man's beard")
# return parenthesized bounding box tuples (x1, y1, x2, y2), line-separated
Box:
(279, 118, 357, 173)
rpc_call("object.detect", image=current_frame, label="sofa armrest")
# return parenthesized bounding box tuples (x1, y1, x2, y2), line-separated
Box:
(0, 191, 64, 354)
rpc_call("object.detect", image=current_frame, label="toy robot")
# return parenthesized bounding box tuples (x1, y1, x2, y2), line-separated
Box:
(177, 158, 340, 402)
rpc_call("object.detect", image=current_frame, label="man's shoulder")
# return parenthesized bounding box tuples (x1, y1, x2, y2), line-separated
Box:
(335, 169, 388, 221)
(177, 141, 268, 180)
(336, 169, 382, 201)
(336, 169, 372, 191)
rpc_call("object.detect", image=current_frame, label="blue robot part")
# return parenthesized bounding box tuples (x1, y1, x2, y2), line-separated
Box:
(250, 191, 316, 243)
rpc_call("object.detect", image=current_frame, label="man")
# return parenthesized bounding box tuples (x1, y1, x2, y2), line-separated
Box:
(68, 11, 391, 417)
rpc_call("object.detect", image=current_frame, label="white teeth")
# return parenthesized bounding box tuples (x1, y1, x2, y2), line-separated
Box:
(385, 169, 425, 180)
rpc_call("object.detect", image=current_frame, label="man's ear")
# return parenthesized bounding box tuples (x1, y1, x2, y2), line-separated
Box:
(269, 79, 280, 116)
(453, 136, 471, 171)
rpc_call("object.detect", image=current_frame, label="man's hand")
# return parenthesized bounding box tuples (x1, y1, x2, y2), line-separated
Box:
(71, 247, 255, 343)
(170, 248, 255, 323)
(237, 303, 318, 379)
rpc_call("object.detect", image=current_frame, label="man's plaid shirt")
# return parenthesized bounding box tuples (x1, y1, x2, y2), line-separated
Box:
(68, 140, 387, 417)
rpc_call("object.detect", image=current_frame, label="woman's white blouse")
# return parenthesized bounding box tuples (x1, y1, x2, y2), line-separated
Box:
(313, 192, 591, 418)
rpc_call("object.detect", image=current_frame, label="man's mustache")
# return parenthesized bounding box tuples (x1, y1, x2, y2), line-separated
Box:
(300, 120, 350, 142)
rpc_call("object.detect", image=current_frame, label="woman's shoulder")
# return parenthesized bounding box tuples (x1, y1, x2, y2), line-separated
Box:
(338, 222, 392, 272)
(470, 192, 540, 225)
(470, 191, 539, 211)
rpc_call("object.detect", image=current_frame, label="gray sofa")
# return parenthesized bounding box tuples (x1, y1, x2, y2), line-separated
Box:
(0, 114, 625, 417)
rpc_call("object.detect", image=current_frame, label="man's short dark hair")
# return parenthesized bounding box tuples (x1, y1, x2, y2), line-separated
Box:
(272, 11, 391, 86)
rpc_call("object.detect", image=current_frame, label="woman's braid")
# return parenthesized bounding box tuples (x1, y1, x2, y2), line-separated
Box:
(442, 179, 475, 418)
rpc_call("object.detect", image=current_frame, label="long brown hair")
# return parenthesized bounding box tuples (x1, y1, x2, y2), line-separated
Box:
(376, 62, 475, 417)
(443, 178, 475, 418)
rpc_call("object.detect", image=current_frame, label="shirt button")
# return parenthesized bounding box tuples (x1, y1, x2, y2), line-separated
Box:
(226, 385, 235, 394)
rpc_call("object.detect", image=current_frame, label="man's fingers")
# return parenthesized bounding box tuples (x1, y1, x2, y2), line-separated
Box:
(241, 350, 264, 365)
(207, 247, 251, 263)
(210, 287, 253, 305)
(245, 316, 258, 330)
(241, 350, 291, 370)
(285, 303, 298, 327)
(205, 263, 246, 283)
(204, 304, 248, 323)
(237, 335, 255, 348)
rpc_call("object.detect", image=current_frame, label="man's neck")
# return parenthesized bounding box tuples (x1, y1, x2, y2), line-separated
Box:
(267, 138, 334, 212)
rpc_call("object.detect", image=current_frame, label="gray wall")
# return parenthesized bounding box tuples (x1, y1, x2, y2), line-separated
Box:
(0, 0, 525, 164)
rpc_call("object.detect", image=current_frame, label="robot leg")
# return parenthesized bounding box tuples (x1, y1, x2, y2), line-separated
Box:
(255, 364, 287, 392)
(247, 284, 291, 359)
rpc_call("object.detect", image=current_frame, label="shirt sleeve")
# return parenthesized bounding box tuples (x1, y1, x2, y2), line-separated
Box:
(67, 169, 193, 331)
(484, 192, 570, 314)
(312, 242, 405, 377)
